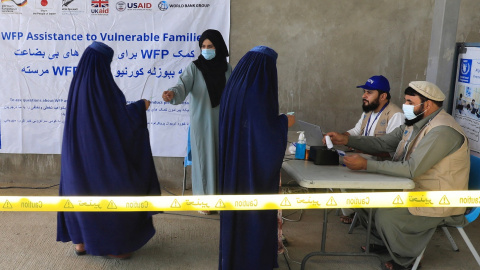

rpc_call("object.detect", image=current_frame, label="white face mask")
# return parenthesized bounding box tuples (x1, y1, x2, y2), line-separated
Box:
(402, 103, 424, 120)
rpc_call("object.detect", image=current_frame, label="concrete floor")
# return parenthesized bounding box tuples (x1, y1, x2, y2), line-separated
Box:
(0, 185, 479, 270)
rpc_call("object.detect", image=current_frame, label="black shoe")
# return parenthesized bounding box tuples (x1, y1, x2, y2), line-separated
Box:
(361, 244, 388, 253)
(75, 249, 87, 256)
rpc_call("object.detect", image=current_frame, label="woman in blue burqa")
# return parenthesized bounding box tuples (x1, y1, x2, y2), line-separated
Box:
(57, 41, 161, 258)
(218, 46, 289, 269)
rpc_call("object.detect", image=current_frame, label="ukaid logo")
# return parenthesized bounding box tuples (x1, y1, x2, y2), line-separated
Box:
(91, 0, 108, 14)
(459, 59, 472, 83)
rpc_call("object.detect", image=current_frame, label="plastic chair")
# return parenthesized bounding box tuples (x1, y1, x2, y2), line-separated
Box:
(412, 154, 480, 270)
(182, 126, 192, 196)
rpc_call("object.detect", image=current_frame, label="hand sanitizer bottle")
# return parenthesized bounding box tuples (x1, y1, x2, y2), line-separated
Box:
(295, 131, 306, 160)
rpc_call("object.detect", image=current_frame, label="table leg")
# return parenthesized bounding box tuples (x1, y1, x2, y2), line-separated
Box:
(300, 203, 381, 269)
(365, 208, 373, 253)
(321, 208, 327, 252)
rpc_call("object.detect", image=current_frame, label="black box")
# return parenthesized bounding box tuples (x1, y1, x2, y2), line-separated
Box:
(308, 146, 339, 165)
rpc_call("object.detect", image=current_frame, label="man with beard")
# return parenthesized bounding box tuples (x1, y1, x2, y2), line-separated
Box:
(345, 75, 403, 140)
(326, 81, 469, 270)
(327, 75, 403, 224)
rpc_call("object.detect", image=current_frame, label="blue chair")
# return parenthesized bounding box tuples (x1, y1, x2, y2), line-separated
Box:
(412, 154, 480, 269)
(182, 126, 192, 196)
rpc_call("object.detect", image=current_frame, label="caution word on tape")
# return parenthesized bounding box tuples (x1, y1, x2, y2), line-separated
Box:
(2, 191, 480, 212)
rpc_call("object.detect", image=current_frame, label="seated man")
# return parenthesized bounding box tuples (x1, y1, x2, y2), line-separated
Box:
(470, 99, 477, 114)
(326, 75, 403, 224)
(327, 81, 469, 270)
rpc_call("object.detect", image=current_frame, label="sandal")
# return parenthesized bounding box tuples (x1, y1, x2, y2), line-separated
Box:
(74, 243, 87, 256)
(361, 244, 388, 253)
(105, 253, 132, 260)
(381, 260, 420, 270)
(340, 213, 354, 224)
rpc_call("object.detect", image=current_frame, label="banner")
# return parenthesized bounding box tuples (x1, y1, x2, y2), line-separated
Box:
(452, 46, 480, 154)
(0, 0, 230, 156)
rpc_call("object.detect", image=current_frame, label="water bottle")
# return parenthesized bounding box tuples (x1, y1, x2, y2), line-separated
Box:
(295, 131, 306, 160)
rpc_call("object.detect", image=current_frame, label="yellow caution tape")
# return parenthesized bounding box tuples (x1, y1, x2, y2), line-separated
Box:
(1, 191, 480, 212)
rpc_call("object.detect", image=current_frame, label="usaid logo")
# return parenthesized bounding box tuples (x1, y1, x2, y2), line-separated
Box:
(158, 1, 168, 11)
(126, 2, 152, 9)
(459, 59, 472, 83)
(117, 1, 151, 11)
(116, 1, 126, 11)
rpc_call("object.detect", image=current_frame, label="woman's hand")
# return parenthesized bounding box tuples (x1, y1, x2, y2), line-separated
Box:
(162, 90, 175, 102)
(143, 99, 151, 110)
(287, 114, 295, 128)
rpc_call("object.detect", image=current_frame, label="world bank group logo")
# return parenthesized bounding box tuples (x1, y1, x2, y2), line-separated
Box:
(158, 1, 168, 11)
(458, 59, 472, 83)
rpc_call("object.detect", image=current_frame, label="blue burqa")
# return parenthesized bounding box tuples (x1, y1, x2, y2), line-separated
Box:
(56, 41, 161, 256)
(218, 46, 288, 269)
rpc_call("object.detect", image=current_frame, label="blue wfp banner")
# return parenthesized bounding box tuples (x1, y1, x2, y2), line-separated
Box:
(0, 0, 230, 156)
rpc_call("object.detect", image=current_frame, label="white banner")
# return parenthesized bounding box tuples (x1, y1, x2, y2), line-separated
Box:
(452, 47, 480, 154)
(0, 0, 230, 157)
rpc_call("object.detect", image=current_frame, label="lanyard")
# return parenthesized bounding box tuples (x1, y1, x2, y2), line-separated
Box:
(364, 102, 389, 136)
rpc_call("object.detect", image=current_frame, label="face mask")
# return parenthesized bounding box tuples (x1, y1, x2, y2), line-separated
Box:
(402, 103, 424, 120)
(202, 49, 216, 60)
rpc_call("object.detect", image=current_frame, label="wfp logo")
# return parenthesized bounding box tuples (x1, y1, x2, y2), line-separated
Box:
(158, 1, 168, 11)
(461, 59, 471, 75)
(458, 59, 472, 83)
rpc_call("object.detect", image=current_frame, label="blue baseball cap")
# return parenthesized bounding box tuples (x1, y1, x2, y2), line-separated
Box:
(356, 75, 390, 92)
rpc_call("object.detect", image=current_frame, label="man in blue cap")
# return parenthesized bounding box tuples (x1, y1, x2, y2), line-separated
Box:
(346, 75, 403, 138)
(327, 75, 403, 224)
